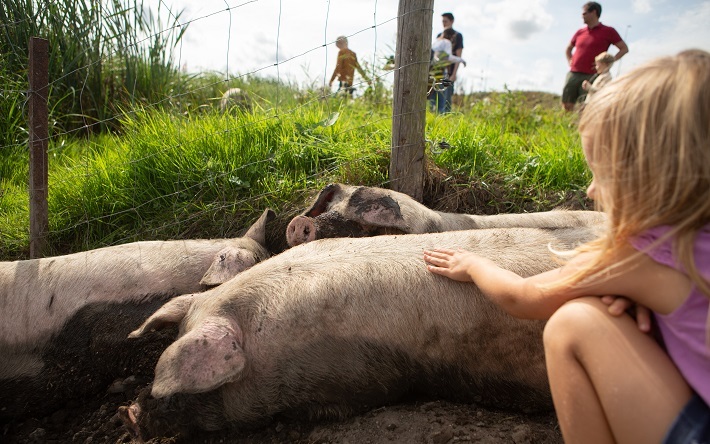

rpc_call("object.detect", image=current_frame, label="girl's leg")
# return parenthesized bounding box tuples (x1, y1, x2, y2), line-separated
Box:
(543, 296, 693, 444)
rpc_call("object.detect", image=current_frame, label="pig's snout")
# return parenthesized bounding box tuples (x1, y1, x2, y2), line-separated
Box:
(286, 216, 317, 247)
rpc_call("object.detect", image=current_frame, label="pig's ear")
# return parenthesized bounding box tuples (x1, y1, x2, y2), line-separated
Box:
(303, 183, 343, 217)
(346, 187, 410, 231)
(151, 316, 245, 398)
(200, 247, 258, 286)
(243, 208, 275, 246)
(128, 293, 195, 338)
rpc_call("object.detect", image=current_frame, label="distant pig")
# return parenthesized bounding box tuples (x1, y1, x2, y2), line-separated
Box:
(286, 183, 605, 246)
(0, 209, 274, 419)
(122, 224, 598, 440)
(219, 87, 252, 113)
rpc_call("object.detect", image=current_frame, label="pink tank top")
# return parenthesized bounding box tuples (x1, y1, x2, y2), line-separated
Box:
(631, 225, 710, 406)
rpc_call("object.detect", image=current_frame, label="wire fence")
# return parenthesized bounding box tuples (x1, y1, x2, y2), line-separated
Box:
(1, 0, 465, 258)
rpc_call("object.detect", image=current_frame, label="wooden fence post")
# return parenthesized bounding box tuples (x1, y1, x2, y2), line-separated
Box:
(389, 0, 433, 202)
(29, 37, 49, 258)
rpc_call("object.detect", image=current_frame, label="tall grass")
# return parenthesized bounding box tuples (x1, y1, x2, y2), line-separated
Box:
(0, 90, 590, 260)
(0, 51, 27, 150)
(427, 90, 589, 206)
(0, 0, 187, 137)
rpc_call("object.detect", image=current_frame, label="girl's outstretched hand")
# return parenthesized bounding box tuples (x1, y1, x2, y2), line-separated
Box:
(423, 248, 483, 282)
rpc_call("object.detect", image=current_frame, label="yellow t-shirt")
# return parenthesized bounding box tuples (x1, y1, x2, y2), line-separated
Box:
(330, 48, 361, 84)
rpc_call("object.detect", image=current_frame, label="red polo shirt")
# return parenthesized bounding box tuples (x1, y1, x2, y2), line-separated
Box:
(569, 23, 622, 74)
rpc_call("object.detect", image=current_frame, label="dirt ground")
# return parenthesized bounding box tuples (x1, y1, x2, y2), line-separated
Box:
(2, 174, 589, 444)
(2, 387, 562, 443)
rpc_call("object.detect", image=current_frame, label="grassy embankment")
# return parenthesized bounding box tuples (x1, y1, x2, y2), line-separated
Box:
(0, 90, 591, 260)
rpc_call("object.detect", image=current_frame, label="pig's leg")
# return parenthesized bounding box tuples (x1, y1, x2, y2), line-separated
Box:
(117, 404, 143, 441)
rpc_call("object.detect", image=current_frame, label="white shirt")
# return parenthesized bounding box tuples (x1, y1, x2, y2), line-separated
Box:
(432, 38, 466, 66)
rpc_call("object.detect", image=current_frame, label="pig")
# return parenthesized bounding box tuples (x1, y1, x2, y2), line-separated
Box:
(219, 87, 252, 113)
(122, 224, 600, 440)
(0, 209, 274, 419)
(286, 183, 606, 246)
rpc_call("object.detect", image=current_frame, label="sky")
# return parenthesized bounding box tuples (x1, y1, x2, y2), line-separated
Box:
(149, 0, 710, 95)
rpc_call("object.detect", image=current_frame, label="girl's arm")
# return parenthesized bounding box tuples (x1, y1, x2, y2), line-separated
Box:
(447, 55, 466, 66)
(423, 244, 691, 319)
(423, 248, 587, 319)
(588, 73, 611, 93)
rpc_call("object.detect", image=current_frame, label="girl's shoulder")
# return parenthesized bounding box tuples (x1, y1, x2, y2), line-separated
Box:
(630, 224, 710, 274)
(630, 226, 675, 267)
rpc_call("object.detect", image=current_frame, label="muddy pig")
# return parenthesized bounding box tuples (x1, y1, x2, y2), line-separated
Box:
(0, 209, 273, 419)
(122, 224, 599, 440)
(286, 183, 605, 246)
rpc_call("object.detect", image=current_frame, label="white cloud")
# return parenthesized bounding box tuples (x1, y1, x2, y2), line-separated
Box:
(621, 1, 710, 75)
(673, 1, 710, 40)
(483, 0, 554, 41)
(508, 19, 547, 40)
(632, 0, 653, 14)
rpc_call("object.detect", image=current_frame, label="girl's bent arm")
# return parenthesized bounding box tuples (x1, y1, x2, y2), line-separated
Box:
(463, 256, 582, 320)
(423, 248, 583, 319)
(424, 245, 692, 319)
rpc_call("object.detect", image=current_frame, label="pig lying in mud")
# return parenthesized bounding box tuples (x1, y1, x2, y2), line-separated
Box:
(0, 209, 273, 419)
(122, 224, 600, 440)
(286, 183, 606, 246)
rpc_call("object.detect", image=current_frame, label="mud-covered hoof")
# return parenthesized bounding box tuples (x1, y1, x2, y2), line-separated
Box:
(118, 403, 143, 442)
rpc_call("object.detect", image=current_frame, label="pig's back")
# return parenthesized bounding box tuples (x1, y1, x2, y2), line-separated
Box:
(219, 226, 596, 413)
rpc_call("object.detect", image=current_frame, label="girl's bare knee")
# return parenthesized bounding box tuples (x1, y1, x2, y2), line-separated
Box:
(543, 297, 607, 351)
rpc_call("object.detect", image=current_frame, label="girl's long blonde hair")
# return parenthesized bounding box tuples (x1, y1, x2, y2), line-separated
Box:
(569, 50, 710, 316)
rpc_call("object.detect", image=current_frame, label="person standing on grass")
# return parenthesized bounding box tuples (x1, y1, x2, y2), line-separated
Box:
(562, 2, 628, 111)
(428, 12, 463, 114)
(425, 49, 710, 443)
(581, 51, 614, 105)
(328, 36, 370, 97)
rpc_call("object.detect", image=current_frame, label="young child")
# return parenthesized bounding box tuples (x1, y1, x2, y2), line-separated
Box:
(581, 51, 615, 104)
(424, 49, 710, 443)
(432, 28, 467, 67)
(328, 35, 370, 96)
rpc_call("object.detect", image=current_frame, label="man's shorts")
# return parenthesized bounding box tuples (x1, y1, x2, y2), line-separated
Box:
(562, 71, 594, 105)
(663, 393, 710, 443)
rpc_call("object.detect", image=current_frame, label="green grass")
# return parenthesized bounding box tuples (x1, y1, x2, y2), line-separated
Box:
(0, 90, 590, 260)
(0, 0, 187, 136)
(0, 0, 595, 263)
(427, 92, 589, 202)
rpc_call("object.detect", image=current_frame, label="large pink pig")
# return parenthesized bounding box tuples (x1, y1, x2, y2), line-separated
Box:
(286, 183, 605, 246)
(122, 224, 599, 440)
(0, 209, 273, 419)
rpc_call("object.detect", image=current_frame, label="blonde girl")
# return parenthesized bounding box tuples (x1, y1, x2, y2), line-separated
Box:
(424, 49, 710, 443)
(582, 51, 615, 104)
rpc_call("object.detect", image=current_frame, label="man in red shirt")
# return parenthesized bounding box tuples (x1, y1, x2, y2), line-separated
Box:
(563, 2, 628, 111)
